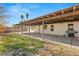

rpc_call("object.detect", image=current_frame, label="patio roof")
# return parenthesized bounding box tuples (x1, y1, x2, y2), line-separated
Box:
(17, 4, 79, 26)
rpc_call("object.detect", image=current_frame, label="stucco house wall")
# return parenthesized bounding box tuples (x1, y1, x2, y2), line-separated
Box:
(31, 21, 79, 37)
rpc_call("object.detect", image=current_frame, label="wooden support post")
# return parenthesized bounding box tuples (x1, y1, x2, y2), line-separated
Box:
(17, 27, 18, 33)
(21, 25, 23, 34)
(21, 14, 24, 34)
(34, 26, 35, 32)
(15, 28, 17, 33)
(28, 23, 30, 39)
(19, 27, 20, 33)
(39, 25, 40, 34)
(13, 26, 15, 33)
(16, 27, 18, 33)
(71, 37, 74, 48)
(73, 7, 76, 19)
(42, 19, 44, 40)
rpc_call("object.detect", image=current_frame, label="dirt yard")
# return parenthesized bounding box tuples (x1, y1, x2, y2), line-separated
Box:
(35, 41, 79, 56)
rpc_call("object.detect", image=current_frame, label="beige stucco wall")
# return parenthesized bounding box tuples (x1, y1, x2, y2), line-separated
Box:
(20, 21, 79, 37)
(39, 23, 67, 35)
(31, 21, 79, 37)
(34, 25, 40, 33)
(73, 22, 79, 37)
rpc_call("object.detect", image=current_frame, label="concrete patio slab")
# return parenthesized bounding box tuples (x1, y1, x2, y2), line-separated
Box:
(24, 33, 79, 48)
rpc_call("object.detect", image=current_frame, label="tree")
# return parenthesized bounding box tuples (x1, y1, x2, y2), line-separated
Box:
(0, 6, 8, 24)
(0, 5, 9, 33)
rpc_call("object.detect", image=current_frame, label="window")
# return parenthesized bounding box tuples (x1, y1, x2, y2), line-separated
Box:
(43, 25, 47, 30)
(51, 25, 54, 31)
(68, 24, 73, 30)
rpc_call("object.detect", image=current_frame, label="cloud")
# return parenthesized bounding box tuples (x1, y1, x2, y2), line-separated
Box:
(28, 5, 40, 10)
(11, 6, 19, 13)
(4, 3, 40, 25)
(8, 4, 40, 15)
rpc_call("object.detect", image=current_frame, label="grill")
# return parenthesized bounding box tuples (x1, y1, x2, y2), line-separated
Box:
(66, 29, 78, 37)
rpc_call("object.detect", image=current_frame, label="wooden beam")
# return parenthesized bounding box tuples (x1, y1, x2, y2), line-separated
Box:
(72, 6, 76, 20)
(61, 10, 70, 21)
(32, 10, 79, 24)
(17, 9, 79, 26)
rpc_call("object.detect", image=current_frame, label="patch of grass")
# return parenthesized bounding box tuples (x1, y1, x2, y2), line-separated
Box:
(0, 45, 7, 53)
(0, 34, 44, 55)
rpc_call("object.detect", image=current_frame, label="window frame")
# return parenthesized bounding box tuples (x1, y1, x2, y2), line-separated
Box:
(68, 24, 73, 30)
(51, 25, 54, 31)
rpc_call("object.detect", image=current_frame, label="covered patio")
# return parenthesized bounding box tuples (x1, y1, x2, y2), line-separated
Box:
(14, 5, 79, 37)
(13, 5, 79, 47)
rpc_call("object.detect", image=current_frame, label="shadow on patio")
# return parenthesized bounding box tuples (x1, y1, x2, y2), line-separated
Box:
(24, 32, 79, 47)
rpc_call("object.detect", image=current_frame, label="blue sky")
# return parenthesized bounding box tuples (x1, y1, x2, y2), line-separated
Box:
(1, 3, 77, 26)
